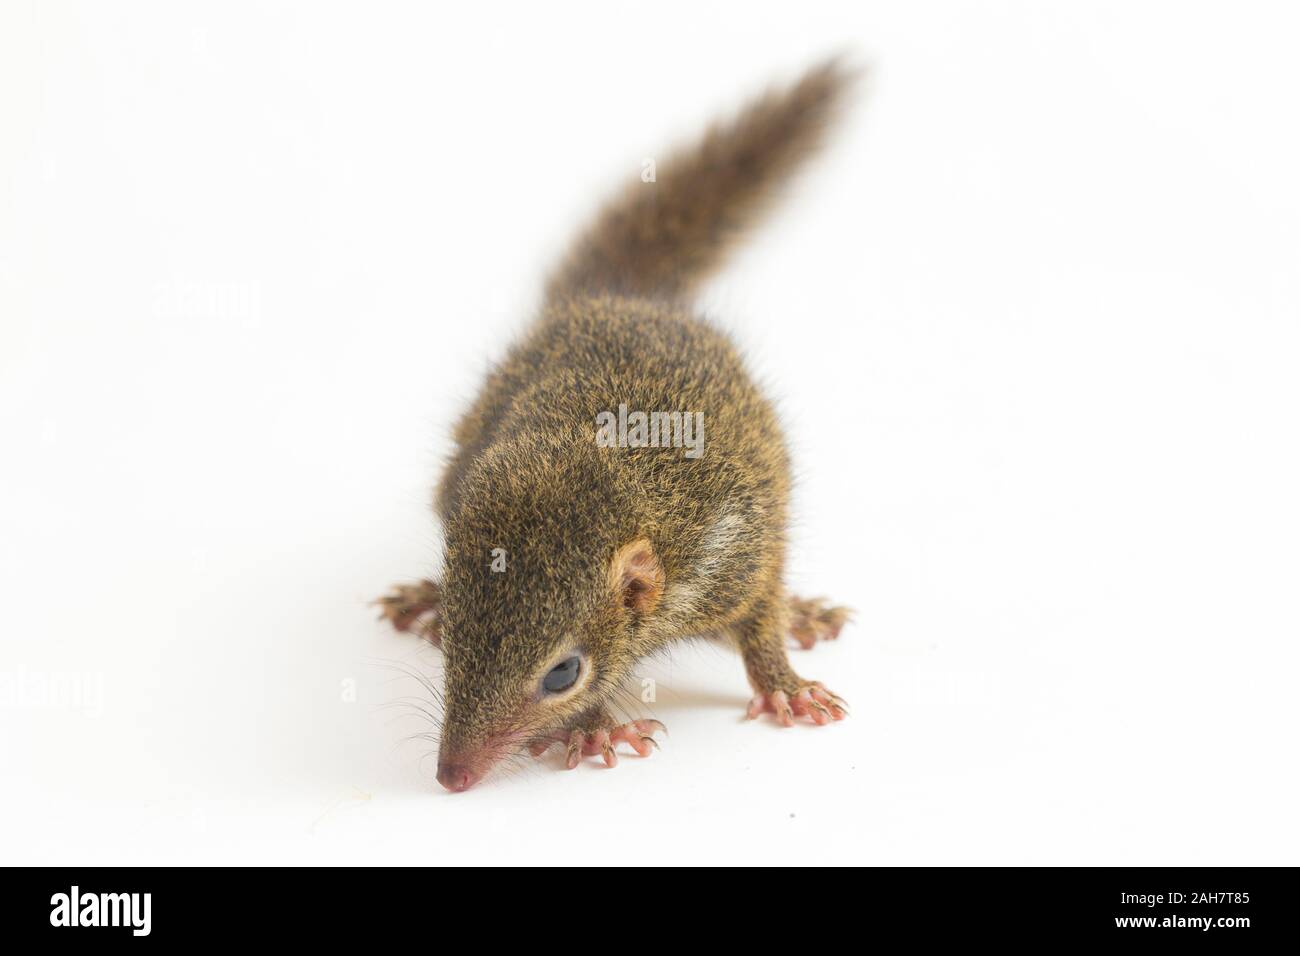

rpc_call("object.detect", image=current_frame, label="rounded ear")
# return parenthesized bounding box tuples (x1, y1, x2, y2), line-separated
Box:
(609, 538, 664, 616)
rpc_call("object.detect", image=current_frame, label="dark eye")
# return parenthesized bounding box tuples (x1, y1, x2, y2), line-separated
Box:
(542, 656, 581, 694)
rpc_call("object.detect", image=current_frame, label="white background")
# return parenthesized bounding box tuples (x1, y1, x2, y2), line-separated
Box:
(2, 1, 1298, 865)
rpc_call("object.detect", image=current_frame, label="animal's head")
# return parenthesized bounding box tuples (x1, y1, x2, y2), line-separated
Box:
(433, 441, 663, 792)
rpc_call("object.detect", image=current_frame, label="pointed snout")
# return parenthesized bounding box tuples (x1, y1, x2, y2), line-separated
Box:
(436, 759, 484, 793)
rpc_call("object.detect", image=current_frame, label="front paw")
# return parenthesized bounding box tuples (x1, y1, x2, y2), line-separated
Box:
(529, 719, 667, 769)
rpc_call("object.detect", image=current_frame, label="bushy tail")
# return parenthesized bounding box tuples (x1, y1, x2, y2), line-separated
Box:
(545, 58, 858, 304)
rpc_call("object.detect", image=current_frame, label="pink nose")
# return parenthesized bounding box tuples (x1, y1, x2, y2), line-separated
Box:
(436, 761, 483, 793)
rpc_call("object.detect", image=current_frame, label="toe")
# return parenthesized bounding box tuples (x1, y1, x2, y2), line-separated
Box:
(793, 688, 831, 725)
(564, 732, 583, 770)
(632, 719, 665, 738)
(611, 723, 661, 757)
(584, 731, 615, 767)
(810, 685, 848, 718)
(771, 690, 795, 728)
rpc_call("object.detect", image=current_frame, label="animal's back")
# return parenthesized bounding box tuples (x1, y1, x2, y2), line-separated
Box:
(437, 58, 854, 520)
(438, 291, 789, 631)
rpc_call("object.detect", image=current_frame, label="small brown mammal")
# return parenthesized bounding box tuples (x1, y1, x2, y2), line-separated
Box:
(378, 59, 856, 791)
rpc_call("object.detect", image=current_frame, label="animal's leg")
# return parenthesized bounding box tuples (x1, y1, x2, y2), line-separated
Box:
(733, 590, 848, 726)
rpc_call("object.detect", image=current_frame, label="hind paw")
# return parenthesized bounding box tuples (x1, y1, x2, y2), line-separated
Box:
(374, 579, 443, 647)
(788, 595, 852, 649)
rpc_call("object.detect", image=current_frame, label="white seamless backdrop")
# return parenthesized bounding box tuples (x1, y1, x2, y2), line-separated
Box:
(1, 1, 1297, 865)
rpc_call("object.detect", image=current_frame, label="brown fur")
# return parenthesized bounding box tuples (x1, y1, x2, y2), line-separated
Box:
(381, 59, 857, 789)
(545, 58, 854, 303)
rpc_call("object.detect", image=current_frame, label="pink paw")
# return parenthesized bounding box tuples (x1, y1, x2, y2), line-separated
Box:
(529, 719, 666, 768)
(746, 684, 847, 727)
